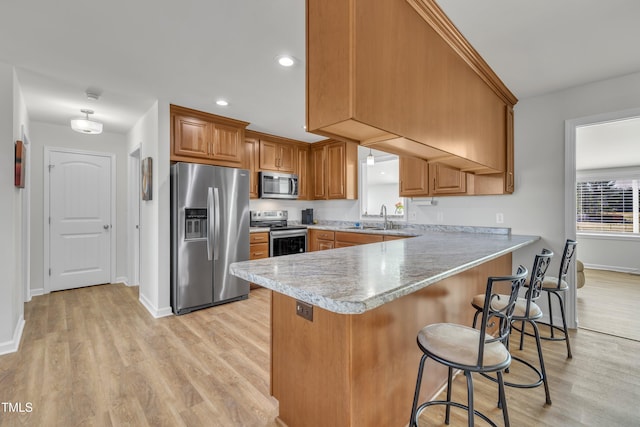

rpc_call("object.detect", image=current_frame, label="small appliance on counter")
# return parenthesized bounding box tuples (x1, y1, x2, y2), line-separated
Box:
(250, 210, 307, 256)
(301, 209, 314, 225)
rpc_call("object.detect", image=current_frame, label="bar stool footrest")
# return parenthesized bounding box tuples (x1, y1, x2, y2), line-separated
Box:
(479, 355, 544, 390)
(414, 400, 500, 427)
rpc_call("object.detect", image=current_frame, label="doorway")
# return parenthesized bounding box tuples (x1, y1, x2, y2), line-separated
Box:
(128, 146, 141, 286)
(565, 107, 640, 335)
(44, 147, 116, 292)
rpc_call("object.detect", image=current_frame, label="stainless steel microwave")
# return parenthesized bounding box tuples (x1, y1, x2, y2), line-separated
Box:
(259, 171, 299, 199)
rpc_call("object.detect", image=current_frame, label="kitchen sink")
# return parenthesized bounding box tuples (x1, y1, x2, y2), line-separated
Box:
(342, 226, 386, 231)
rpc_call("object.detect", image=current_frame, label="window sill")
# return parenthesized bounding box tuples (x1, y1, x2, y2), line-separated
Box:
(577, 232, 640, 242)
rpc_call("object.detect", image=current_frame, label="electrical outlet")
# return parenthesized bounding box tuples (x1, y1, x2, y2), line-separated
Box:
(296, 300, 313, 321)
(496, 213, 504, 224)
(409, 211, 417, 221)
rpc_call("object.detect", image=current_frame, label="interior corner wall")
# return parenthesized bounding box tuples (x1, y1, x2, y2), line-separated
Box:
(127, 100, 172, 317)
(0, 62, 20, 348)
(28, 122, 129, 294)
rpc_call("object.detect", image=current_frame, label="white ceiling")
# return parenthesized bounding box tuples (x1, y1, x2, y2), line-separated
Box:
(576, 117, 640, 171)
(2, 0, 640, 147)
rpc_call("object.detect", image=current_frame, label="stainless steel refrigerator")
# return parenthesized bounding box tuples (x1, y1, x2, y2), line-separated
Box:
(171, 162, 250, 315)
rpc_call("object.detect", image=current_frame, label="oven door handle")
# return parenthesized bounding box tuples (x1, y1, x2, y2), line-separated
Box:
(270, 229, 308, 238)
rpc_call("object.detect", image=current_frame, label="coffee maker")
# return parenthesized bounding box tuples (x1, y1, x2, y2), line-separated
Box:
(301, 208, 314, 224)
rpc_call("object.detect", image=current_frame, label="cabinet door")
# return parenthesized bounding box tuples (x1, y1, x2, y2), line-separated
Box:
(311, 145, 327, 199)
(327, 143, 346, 199)
(278, 144, 296, 172)
(297, 146, 310, 200)
(318, 240, 335, 251)
(173, 115, 211, 159)
(431, 163, 467, 195)
(245, 138, 259, 198)
(212, 123, 243, 164)
(259, 140, 279, 170)
(505, 105, 514, 194)
(399, 156, 430, 197)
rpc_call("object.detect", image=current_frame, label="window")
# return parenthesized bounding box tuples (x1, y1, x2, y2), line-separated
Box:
(360, 153, 406, 220)
(577, 178, 640, 234)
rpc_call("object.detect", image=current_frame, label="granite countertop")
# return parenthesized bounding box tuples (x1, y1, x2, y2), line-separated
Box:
(250, 227, 270, 233)
(307, 224, 418, 237)
(230, 231, 538, 314)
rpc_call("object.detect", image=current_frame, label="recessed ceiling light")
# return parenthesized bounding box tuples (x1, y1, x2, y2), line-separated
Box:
(216, 99, 229, 106)
(277, 55, 295, 67)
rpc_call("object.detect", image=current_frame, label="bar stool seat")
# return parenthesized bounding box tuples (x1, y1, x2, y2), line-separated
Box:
(541, 277, 568, 290)
(418, 323, 510, 368)
(471, 295, 543, 319)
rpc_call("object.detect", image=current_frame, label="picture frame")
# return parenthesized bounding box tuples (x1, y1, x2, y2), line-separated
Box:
(141, 157, 152, 200)
(15, 140, 25, 188)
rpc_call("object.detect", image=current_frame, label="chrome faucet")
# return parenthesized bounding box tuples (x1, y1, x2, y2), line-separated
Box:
(380, 204, 389, 230)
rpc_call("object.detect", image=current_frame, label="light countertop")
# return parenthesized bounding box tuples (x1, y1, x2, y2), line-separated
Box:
(230, 231, 538, 314)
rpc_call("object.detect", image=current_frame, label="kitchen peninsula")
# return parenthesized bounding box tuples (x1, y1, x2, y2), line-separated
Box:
(230, 229, 537, 427)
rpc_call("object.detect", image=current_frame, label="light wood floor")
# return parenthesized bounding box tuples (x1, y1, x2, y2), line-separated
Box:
(1, 283, 639, 426)
(577, 269, 640, 341)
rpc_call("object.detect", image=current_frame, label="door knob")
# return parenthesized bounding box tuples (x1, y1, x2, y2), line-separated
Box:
(103, 225, 110, 230)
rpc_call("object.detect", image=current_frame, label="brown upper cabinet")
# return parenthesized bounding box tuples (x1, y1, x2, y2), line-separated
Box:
(246, 130, 312, 199)
(399, 157, 467, 197)
(244, 135, 260, 198)
(306, 0, 517, 186)
(171, 104, 248, 168)
(297, 145, 311, 200)
(259, 139, 295, 173)
(311, 140, 358, 200)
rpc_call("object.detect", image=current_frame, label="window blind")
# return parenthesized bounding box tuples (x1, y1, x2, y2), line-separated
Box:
(576, 179, 639, 234)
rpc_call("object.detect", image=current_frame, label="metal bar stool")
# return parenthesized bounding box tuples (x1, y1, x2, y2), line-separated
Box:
(471, 249, 554, 405)
(531, 239, 577, 358)
(409, 266, 528, 427)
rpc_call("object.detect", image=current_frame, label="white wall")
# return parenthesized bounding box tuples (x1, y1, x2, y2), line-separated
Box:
(127, 100, 172, 317)
(0, 63, 27, 354)
(29, 122, 129, 295)
(577, 235, 640, 273)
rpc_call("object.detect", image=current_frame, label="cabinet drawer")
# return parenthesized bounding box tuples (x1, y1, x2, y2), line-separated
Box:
(250, 242, 269, 259)
(314, 230, 335, 241)
(250, 232, 269, 244)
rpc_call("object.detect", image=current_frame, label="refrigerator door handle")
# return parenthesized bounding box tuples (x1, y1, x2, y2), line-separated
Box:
(213, 187, 221, 261)
(207, 187, 214, 261)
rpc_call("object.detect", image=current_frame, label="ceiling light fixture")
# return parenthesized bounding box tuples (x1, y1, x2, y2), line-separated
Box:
(216, 99, 229, 106)
(367, 149, 375, 166)
(70, 109, 103, 134)
(277, 55, 295, 67)
(86, 92, 100, 101)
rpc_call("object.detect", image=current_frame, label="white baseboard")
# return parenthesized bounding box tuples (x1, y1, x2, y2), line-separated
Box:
(139, 292, 173, 318)
(0, 316, 25, 356)
(583, 263, 640, 274)
(30, 287, 45, 299)
(115, 276, 128, 285)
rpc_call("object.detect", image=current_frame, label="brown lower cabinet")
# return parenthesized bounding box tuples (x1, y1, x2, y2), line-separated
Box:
(309, 229, 408, 251)
(249, 232, 269, 289)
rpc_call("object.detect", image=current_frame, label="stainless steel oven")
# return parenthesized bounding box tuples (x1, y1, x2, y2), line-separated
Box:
(270, 228, 307, 256)
(250, 210, 307, 257)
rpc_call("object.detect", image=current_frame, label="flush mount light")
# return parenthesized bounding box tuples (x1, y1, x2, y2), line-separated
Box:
(277, 55, 295, 67)
(367, 149, 375, 166)
(70, 109, 103, 134)
(216, 99, 229, 106)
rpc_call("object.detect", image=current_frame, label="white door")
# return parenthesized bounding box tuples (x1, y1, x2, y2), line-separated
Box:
(49, 150, 112, 291)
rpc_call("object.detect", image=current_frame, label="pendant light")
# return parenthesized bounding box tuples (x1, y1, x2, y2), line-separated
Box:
(367, 148, 375, 166)
(71, 109, 103, 135)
